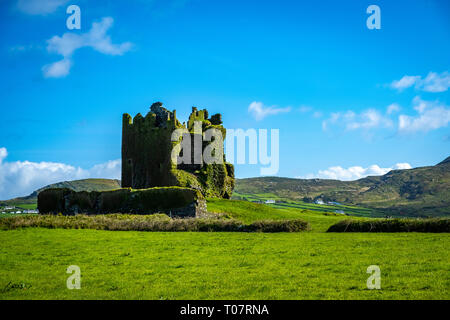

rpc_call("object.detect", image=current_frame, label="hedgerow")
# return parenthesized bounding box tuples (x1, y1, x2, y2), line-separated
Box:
(327, 218, 450, 233)
(0, 214, 309, 233)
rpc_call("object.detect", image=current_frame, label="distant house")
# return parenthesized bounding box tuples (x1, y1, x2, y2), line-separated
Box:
(328, 201, 342, 206)
(23, 209, 39, 214)
(265, 199, 275, 204)
(315, 199, 324, 205)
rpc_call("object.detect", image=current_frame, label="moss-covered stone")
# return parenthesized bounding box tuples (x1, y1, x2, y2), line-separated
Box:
(38, 187, 206, 217)
(122, 102, 234, 199)
(37, 188, 71, 214)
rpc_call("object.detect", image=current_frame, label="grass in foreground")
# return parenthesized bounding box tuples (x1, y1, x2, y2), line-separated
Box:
(0, 228, 449, 299)
(1, 199, 448, 300)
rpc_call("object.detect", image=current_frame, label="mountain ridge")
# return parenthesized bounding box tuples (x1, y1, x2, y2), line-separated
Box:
(234, 157, 450, 217)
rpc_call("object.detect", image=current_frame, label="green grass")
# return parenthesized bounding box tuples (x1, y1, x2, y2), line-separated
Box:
(0, 228, 448, 299)
(13, 204, 38, 210)
(0, 203, 37, 211)
(271, 200, 381, 217)
(0, 213, 37, 218)
(232, 192, 384, 217)
(0, 199, 449, 300)
(207, 198, 361, 232)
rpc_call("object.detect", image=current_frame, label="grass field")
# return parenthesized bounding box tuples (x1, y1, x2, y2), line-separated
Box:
(207, 198, 359, 232)
(13, 204, 38, 210)
(0, 199, 449, 300)
(0, 213, 36, 218)
(231, 192, 386, 217)
(1, 229, 448, 299)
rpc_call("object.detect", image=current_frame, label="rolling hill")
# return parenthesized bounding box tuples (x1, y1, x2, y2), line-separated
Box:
(234, 157, 450, 217)
(2, 157, 449, 217)
(1, 179, 121, 207)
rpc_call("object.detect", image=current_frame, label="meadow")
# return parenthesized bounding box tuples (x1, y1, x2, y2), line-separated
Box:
(0, 199, 449, 300)
(231, 192, 385, 217)
(208, 199, 360, 232)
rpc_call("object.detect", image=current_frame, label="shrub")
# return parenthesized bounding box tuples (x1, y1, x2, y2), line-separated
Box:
(131, 187, 198, 211)
(327, 218, 450, 233)
(37, 188, 71, 214)
(246, 219, 310, 232)
(0, 215, 309, 233)
(38, 187, 203, 215)
(98, 189, 131, 213)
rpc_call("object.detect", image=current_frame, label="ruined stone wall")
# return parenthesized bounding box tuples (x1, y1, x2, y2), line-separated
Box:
(38, 187, 207, 217)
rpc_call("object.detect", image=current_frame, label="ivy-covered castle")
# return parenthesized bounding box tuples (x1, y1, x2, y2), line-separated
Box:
(121, 102, 235, 199)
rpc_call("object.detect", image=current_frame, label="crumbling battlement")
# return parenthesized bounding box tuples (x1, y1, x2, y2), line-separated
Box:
(122, 102, 234, 198)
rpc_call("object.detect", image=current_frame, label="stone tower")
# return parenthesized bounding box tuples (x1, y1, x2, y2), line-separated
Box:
(121, 102, 234, 198)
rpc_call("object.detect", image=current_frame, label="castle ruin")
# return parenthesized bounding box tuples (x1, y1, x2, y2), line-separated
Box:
(38, 102, 234, 217)
(121, 102, 235, 198)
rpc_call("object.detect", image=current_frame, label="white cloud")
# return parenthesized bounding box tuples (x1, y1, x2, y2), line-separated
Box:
(299, 105, 312, 113)
(321, 99, 449, 135)
(0, 148, 7, 162)
(301, 162, 412, 181)
(44, 17, 132, 78)
(322, 109, 392, 132)
(88, 159, 122, 179)
(390, 75, 420, 91)
(16, 0, 68, 15)
(390, 72, 450, 93)
(9, 44, 35, 53)
(420, 72, 450, 93)
(42, 58, 71, 78)
(322, 112, 340, 131)
(248, 101, 291, 121)
(398, 97, 450, 133)
(386, 103, 400, 115)
(0, 147, 121, 200)
(299, 105, 323, 118)
(347, 109, 392, 130)
(394, 163, 413, 170)
(312, 111, 323, 118)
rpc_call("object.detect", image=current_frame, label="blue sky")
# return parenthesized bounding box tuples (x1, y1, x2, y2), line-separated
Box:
(0, 0, 449, 199)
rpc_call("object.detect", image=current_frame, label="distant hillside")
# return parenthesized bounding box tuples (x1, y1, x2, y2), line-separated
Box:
(1, 179, 121, 206)
(235, 157, 450, 217)
(3, 157, 449, 217)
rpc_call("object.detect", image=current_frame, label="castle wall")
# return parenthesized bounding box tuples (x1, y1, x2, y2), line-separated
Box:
(38, 187, 207, 217)
(122, 103, 179, 189)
